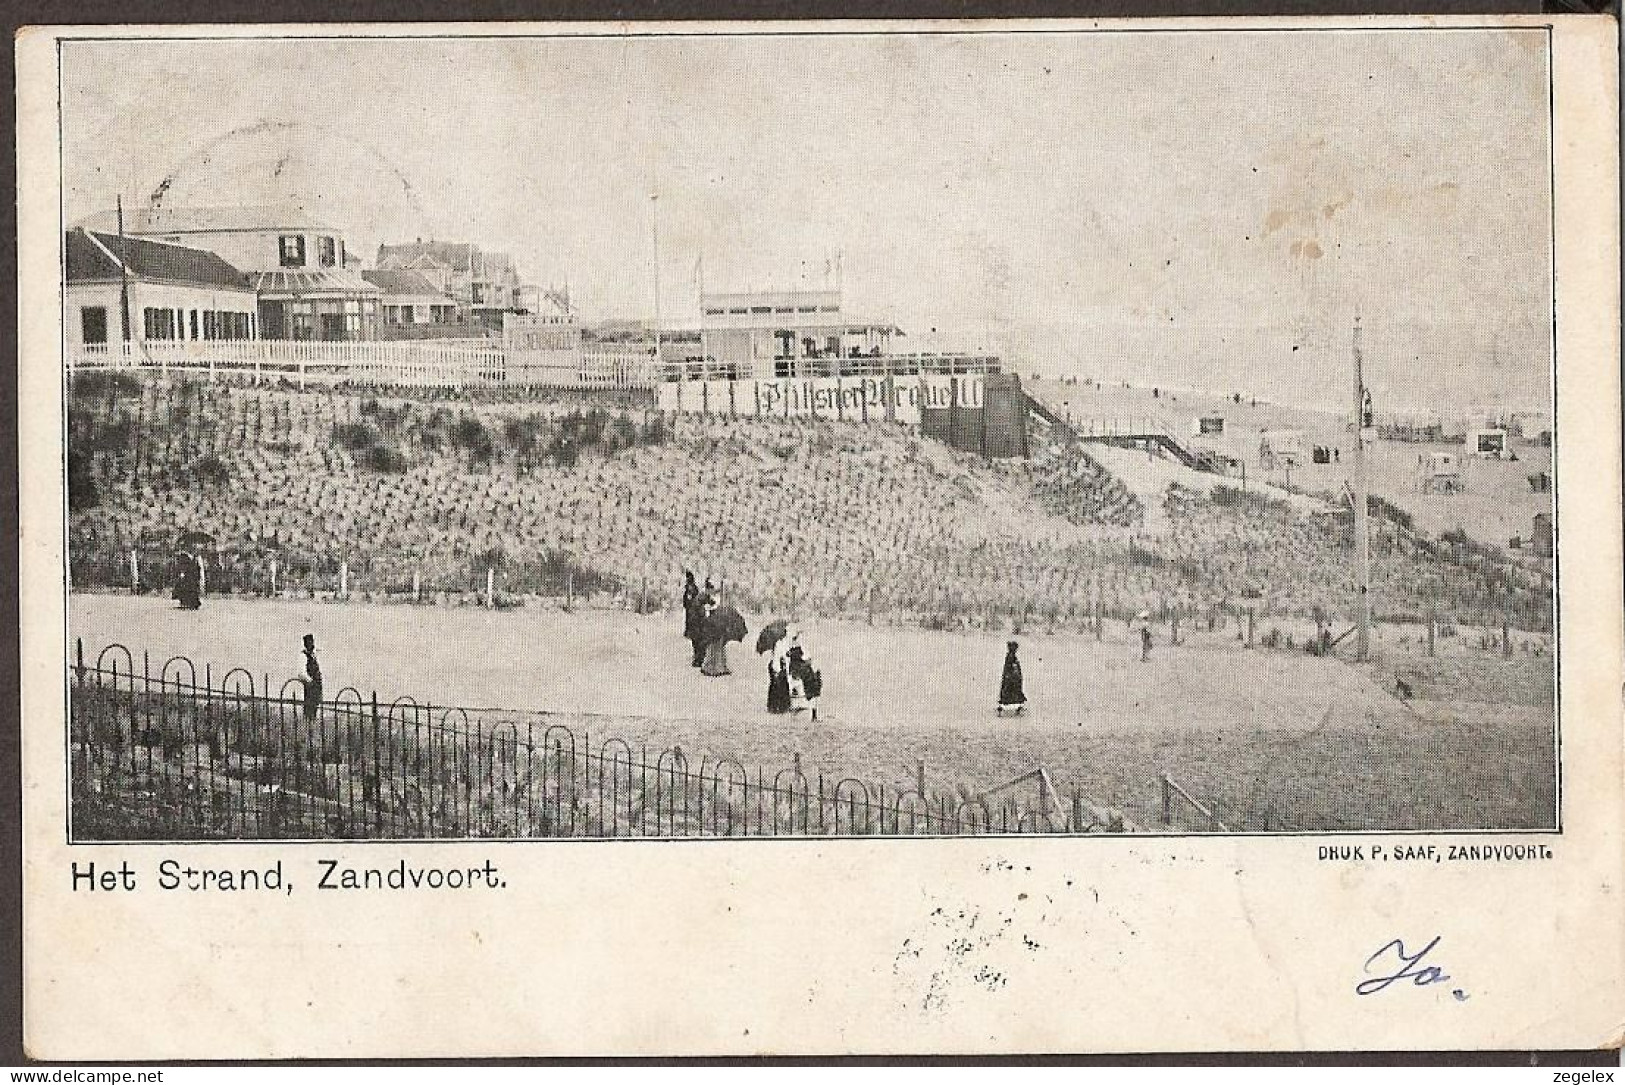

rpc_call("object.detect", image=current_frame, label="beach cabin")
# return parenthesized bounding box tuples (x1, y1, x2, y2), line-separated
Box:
(1532, 512, 1553, 558)
(1419, 451, 1464, 494)
(1258, 429, 1305, 470)
(1190, 415, 1226, 438)
(1468, 427, 1511, 459)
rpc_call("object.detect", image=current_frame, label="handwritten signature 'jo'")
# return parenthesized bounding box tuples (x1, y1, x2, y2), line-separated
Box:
(1356, 936, 1463, 998)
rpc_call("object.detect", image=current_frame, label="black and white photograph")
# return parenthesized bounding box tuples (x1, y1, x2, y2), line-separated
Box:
(17, 16, 1624, 1064)
(54, 27, 1564, 842)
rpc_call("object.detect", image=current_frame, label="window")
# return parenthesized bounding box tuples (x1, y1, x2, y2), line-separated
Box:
(189, 311, 199, 340)
(214, 311, 249, 341)
(80, 306, 107, 345)
(279, 235, 306, 268)
(471, 283, 486, 304)
(703, 308, 725, 316)
(318, 236, 337, 267)
(750, 306, 771, 314)
(142, 307, 177, 340)
(728, 308, 747, 315)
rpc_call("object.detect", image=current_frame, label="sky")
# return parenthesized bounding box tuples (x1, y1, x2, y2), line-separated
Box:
(59, 29, 1554, 411)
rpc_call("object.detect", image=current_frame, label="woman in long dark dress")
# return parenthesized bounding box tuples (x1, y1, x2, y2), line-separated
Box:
(997, 641, 1026, 716)
(699, 600, 732, 677)
(766, 649, 792, 713)
(173, 550, 201, 610)
(787, 642, 822, 721)
(681, 572, 699, 636)
(686, 590, 710, 668)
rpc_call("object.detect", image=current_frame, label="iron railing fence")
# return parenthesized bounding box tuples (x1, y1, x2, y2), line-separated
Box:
(68, 641, 1117, 842)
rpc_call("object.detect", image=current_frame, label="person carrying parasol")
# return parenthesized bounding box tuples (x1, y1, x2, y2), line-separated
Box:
(700, 595, 747, 677)
(756, 619, 793, 713)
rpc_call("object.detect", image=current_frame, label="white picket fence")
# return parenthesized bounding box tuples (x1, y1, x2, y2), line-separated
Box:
(65, 340, 656, 390)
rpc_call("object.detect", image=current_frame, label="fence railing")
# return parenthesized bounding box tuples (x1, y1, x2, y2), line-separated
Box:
(653, 354, 1003, 382)
(69, 641, 1122, 841)
(66, 341, 658, 391)
(67, 343, 1003, 391)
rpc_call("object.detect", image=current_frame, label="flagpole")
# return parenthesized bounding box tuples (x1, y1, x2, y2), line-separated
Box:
(1353, 313, 1371, 662)
(650, 192, 662, 374)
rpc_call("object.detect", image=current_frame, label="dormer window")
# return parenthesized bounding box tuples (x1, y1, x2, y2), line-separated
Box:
(279, 235, 306, 268)
(318, 236, 337, 268)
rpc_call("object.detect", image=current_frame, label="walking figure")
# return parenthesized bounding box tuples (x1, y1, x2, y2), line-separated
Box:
(685, 587, 708, 668)
(173, 549, 202, 610)
(681, 571, 699, 623)
(1138, 612, 1153, 663)
(997, 641, 1026, 717)
(300, 634, 323, 722)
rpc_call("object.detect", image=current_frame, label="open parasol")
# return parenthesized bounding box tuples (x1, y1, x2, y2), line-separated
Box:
(709, 604, 748, 645)
(755, 619, 791, 655)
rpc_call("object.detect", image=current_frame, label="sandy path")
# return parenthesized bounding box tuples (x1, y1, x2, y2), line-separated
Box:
(70, 593, 1410, 737)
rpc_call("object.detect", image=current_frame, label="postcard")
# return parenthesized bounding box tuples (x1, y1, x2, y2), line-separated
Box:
(16, 18, 1623, 1058)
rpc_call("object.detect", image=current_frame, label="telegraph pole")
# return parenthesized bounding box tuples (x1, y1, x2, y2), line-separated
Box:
(1352, 315, 1371, 662)
(116, 194, 131, 348)
(650, 192, 662, 372)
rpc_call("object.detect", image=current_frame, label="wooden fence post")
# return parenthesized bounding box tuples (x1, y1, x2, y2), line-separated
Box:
(1160, 773, 1172, 827)
(339, 561, 348, 600)
(1427, 607, 1436, 657)
(486, 568, 495, 609)
(269, 558, 278, 598)
(1502, 618, 1512, 660)
(565, 569, 574, 612)
(1246, 607, 1255, 647)
(413, 569, 421, 603)
(129, 549, 140, 593)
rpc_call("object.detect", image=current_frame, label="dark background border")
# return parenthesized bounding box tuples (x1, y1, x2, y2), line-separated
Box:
(3, 0, 1619, 1070)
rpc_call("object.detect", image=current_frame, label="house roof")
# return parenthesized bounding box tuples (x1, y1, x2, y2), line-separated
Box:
(65, 229, 252, 290)
(377, 241, 520, 281)
(77, 204, 337, 235)
(252, 268, 382, 299)
(377, 241, 479, 273)
(361, 269, 458, 301)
